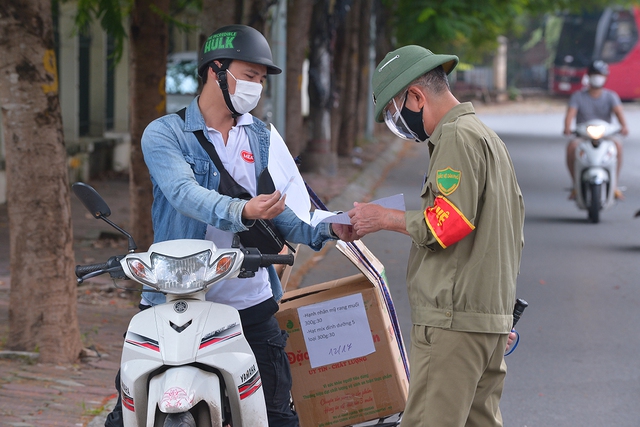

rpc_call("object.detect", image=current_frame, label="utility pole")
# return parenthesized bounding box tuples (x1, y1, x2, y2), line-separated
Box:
(494, 35, 508, 103)
(270, 0, 287, 132)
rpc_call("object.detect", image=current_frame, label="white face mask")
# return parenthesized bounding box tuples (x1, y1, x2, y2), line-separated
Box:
(226, 69, 263, 114)
(589, 74, 607, 89)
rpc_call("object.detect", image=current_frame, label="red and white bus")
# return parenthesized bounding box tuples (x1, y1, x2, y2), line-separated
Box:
(551, 7, 640, 100)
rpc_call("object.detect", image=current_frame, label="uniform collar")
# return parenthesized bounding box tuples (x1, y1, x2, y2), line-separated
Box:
(428, 102, 476, 146)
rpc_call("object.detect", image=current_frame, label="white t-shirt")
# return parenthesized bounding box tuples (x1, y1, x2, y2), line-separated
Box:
(203, 113, 272, 310)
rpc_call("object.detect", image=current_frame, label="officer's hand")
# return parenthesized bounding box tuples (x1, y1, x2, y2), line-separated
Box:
(505, 331, 517, 353)
(348, 202, 385, 238)
(242, 192, 285, 220)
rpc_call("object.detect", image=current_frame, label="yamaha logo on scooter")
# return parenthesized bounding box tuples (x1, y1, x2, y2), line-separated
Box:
(174, 300, 188, 313)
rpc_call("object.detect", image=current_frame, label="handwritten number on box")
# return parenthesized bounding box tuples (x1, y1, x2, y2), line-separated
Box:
(298, 293, 375, 368)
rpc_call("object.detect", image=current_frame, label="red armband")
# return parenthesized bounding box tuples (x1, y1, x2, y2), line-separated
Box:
(425, 196, 475, 248)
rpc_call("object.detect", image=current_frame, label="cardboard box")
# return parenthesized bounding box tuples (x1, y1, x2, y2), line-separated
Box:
(277, 250, 409, 427)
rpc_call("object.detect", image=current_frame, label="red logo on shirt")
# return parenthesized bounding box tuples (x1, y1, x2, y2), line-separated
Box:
(241, 151, 254, 163)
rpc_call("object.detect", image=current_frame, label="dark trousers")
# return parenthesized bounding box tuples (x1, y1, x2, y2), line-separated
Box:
(240, 297, 299, 427)
(105, 298, 298, 427)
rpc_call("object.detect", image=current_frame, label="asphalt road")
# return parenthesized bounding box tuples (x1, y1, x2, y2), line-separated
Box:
(301, 102, 640, 426)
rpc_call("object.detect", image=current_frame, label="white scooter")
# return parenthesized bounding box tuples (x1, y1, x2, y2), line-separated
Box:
(73, 182, 294, 427)
(571, 119, 620, 223)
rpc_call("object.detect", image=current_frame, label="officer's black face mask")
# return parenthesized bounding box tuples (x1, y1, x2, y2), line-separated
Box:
(383, 91, 429, 143)
(400, 102, 429, 142)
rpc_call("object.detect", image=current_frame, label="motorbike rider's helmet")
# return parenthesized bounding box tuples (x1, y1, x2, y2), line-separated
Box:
(587, 60, 609, 76)
(198, 24, 282, 77)
(198, 24, 281, 118)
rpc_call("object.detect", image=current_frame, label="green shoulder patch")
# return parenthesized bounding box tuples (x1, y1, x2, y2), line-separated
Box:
(436, 167, 461, 196)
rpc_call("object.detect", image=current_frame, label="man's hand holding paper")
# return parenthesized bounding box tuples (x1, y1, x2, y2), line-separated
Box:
(347, 194, 409, 238)
(311, 194, 405, 228)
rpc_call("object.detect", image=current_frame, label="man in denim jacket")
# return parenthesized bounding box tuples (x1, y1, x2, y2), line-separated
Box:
(104, 24, 356, 427)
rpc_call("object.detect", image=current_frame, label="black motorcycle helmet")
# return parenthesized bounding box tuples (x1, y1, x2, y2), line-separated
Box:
(198, 24, 282, 78)
(587, 60, 609, 76)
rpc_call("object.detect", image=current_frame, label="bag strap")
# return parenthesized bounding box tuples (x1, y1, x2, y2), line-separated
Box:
(176, 108, 295, 253)
(176, 108, 251, 199)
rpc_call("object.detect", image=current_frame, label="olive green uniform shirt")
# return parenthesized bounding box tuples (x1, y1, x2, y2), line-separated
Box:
(404, 102, 525, 334)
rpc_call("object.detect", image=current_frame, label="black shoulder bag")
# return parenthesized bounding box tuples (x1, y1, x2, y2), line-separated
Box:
(176, 108, 291, 254)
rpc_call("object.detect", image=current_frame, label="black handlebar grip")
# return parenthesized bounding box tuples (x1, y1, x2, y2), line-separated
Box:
(75, 262, 111, 278)
(259, 254, 295, 267)
(512, 298, 529, 328)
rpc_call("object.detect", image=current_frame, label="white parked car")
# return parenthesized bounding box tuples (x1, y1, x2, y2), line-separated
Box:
(166, 51, 198, 113)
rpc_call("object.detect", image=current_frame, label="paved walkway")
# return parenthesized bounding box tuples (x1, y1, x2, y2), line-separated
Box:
(0, 178, 139, 427)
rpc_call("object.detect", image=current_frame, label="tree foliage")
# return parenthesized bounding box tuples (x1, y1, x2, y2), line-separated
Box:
(71, 0, 200, 63)
(389, 0, 636, 60)
(73, 0, 129, 62)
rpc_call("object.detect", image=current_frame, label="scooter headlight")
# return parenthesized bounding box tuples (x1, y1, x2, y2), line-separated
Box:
(586, 124, 606, 140)
(126, 250, 237, 293)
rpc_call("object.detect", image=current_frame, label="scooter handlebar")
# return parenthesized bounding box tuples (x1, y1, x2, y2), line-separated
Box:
(239, 248, 295, 278)
(259, 253, 295, 267)
(75, 256, 126, 283)
(75, 262, 111, 278)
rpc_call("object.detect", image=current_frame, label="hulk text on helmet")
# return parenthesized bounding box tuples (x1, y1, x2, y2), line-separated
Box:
(199, 25, 281, 118)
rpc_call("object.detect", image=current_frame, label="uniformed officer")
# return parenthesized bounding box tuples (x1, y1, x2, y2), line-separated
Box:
(348, 45, 525, 427)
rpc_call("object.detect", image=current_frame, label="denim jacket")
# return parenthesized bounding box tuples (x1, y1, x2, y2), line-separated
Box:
(141, 97, 335, 306)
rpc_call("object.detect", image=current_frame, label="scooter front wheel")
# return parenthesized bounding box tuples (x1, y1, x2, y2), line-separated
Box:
(163, 411, 196, 427)
(587, 182, 601, 223)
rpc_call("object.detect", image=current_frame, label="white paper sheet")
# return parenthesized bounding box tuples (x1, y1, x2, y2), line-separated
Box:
(268, 126, 311, 224)
(310, 193, 406, 227)
(297, 293, 375, 368)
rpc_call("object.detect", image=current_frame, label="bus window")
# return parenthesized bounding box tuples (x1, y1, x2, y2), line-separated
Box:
(551, 7, 640, 100)
(554, 12, 600, 68)
(600, 10, 638, 63)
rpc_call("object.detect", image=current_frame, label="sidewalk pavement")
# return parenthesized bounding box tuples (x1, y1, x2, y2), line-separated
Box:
(0, 96, 573, 426)
(0, 132, 407, 426)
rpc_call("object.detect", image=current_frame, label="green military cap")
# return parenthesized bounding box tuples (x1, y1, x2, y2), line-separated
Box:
(372, 45, 458, 122)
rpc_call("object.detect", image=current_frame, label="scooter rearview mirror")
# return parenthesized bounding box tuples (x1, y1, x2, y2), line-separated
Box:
(72, 182, 112, 218)
(71, 182, 137, 253)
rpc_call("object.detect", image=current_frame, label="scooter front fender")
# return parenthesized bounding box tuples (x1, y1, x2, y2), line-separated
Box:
(147, 366, 223, 426)
(582, 167, 609, 185)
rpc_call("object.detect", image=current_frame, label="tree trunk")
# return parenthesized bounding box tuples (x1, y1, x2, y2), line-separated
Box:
(285, 0, 313, 157)
(304, 0, 341, 175)
(374, 0, 393, 66)
(199, 0, 242, 47)
(333, 0, 360, 157)
(355, 0, 373, 143)
(0, 0, 81, 363)
(129, 0, 170, 250)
